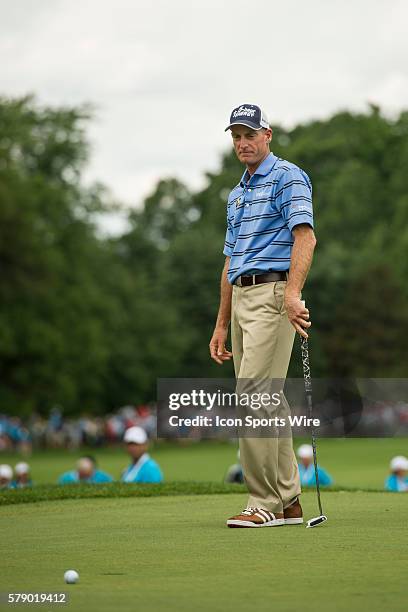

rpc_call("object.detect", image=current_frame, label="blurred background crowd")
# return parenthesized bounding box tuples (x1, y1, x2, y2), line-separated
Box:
(0, 405, 157, 452)
(1, 418, 407, 493)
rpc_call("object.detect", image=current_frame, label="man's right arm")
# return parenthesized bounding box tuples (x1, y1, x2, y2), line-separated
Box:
(209, 256, 233, 365)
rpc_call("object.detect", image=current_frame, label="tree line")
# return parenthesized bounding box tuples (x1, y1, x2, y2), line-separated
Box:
(1, 96, 407, 416)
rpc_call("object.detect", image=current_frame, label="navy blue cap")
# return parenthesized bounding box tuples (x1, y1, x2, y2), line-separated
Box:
(225, 104, 270, 132)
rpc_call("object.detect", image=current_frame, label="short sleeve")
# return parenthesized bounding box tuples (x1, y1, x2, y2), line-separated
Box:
(223, 205, 235, 256)
(275, 168, 314, 232)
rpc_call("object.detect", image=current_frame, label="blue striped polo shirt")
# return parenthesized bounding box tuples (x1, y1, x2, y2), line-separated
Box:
(223, 153, 314, 284)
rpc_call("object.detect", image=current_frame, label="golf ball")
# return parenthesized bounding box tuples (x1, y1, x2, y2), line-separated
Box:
(64, 570, 79, 584)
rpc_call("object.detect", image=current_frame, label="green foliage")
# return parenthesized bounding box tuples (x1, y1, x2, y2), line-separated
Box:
(0, 96, 185, 414)
(0, 97, 407, 416)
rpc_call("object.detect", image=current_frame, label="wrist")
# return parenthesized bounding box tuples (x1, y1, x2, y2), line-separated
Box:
(215, 320, 229, 330)
(285, 286, 300, 297)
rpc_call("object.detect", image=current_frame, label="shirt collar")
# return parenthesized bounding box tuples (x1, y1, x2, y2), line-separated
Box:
(240, 152, 278, 187)
(131, 452, 149, 467)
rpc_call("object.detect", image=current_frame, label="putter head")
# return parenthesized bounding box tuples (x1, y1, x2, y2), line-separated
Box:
(306, 515, 328, 528)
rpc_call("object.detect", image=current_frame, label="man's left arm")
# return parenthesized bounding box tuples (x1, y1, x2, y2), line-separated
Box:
(285, 224, 317, 338)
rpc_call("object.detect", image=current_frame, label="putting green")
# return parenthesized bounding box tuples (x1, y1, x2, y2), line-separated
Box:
(1, 491, 406, 612)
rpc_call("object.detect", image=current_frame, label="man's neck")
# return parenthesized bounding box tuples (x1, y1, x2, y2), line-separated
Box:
(246, 151, 270, 177)
(132, 452, 147, 465)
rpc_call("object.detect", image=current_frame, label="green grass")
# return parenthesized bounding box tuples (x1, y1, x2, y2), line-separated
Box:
(0, 482, 244, 506)
(0, 492, 407, 612)
(0, 481, 393, 507)
(1, 438, 406, 488)
(2, 440, 407, 611)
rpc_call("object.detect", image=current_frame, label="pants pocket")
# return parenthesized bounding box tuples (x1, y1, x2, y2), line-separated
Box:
(273, 281, 286, 314)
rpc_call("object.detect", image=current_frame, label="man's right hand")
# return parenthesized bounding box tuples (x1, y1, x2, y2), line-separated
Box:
(209, 326, 233, 365)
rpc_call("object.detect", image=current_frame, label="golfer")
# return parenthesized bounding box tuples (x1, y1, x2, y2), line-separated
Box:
(210, 104, 316, 528)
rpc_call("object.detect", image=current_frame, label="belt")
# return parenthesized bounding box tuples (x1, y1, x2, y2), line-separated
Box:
(235, 271, 288, 287)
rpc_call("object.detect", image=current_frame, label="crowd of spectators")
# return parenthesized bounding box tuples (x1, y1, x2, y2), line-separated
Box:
(224, 445, 408, 493)
(0, 462, 32, 489)
(1, 406, 406, 493)
(0, 426, 163, 489)
(0, 404, 157, 452)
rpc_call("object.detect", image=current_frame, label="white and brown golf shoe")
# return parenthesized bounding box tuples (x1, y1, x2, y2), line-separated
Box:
(283, 497, 303, 525)
(227, 507, 285, 528)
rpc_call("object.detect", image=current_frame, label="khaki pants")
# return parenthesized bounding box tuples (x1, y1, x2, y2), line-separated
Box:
(231, 280, 301, 513)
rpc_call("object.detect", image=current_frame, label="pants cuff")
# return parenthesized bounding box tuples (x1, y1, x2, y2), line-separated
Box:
(247, 495, 283, 514)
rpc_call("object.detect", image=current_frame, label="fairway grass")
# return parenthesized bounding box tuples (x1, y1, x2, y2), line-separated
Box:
(1, 492, 406, 612)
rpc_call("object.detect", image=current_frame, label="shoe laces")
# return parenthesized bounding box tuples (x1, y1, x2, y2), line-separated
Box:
(241, 507, 259, 516)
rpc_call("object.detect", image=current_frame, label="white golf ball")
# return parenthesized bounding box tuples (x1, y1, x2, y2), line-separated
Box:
(64, 570, 79, 584)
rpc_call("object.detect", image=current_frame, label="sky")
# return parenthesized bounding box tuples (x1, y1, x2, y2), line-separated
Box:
(1, 0, 408, 232)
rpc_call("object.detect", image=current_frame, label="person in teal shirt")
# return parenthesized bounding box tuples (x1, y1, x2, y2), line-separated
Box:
(58, 456, 113, 485)
(385, 456, 408, 492)
(297, 444, 333, 487)
(11, 462, 32, 488)
(121, 426, 163, 484)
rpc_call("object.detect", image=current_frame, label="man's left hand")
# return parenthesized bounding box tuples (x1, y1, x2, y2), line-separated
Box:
(284, 292, 311, 338)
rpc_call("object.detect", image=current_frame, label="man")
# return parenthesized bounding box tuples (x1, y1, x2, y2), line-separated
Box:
(58, 456, 113, 484)
(12, 462, 33, 488)
(210, 104, 316, 528)
(297, 444, 332, 487)
(385, 456, 408, 492)
(121, 426, 163, 483)
(0, 464, 13, 489)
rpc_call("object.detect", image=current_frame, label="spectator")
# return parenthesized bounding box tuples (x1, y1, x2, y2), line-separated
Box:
(12, 462, 32, 488)
(385, 456, 408, 492)
(0, 464, 13, 489)
(121, 426, 163, 483)
(58, 456, 113, 484)
(297, 444, 333, 487)
(224, 450, 244, 484)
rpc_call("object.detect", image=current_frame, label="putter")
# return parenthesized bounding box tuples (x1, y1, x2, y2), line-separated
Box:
(300, 304, 328, 528)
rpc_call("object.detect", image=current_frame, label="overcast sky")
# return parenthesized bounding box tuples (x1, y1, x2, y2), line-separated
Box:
(1, 0, 408, 228)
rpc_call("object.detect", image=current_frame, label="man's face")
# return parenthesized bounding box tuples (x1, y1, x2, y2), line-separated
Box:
(231, 125, 272, 167)
(301, 457, 312, 468)
(126, 442, 147, 461)
(77, 459, 95, 480)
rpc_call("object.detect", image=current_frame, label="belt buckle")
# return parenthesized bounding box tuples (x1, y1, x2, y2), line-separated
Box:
(252, 274, 256, 285)
(236, 276, 242, 287)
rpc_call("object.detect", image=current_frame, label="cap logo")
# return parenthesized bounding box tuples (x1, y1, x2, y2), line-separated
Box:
(232, 105, 256, 118)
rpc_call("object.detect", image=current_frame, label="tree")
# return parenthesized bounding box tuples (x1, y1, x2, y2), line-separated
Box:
(2, 98, 408, 415)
